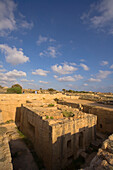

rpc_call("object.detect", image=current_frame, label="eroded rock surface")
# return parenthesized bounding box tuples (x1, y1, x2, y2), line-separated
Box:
(86, 134, 113, 170)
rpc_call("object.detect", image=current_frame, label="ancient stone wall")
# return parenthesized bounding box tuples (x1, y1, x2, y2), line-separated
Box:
(58, 100, 113, 134)
(0, 127, 13, 170)
(52, 115, 96, 169)
(0, 94, 76, 123)
(16, 105, 97, 170)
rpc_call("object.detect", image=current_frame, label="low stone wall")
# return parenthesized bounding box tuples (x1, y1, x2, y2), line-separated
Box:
(58, 100, 113, 134)
(16, 105, 97, 170)
(0, 127, 13, 170)
(86, 134, 113, 170)
(0, 93, 77, 123)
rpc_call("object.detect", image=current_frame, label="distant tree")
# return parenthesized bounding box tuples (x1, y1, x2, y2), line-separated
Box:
(12, 84, 22, 90)
(62, 89, 66, 92)
(48, 88, 56, 91)
(7, 87, 22, 94)
(68, 89, 73, 93)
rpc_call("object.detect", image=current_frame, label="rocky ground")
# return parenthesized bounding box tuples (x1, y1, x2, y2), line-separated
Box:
(86, 134, 113, 170)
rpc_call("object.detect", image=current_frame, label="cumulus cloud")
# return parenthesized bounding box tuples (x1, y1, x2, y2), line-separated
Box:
(88, 70, 112, 83)
(69, 62, 77, 66)
(110, 64, 113, 69)
(39, 46, 60, 58)
(51, 63, 77, 75)
(49, 38, 56, 42)
(37, 35, 56, 45)
(88, 78, 101, 82)
(0, 0, 16, 33)
(83, 83, 88, 86)
(97, 70, 112, 79)
(0, 65, 3, 68)
(54, 75, 75, 82)
(20, 79, 34, 82)
(0, 44, 29, 65)
(39, 80, 48, 84)
(0, 69, 6, 72)
(0, 0, 33, 36)
(32, 69, 49, 76)
(74, 74, 83, 80)
(19, 20, 33, 30)
(37, 35, 48, 45)
(0, 69, 26, 87)
(5, 69, 26, 77)
(80, 59, 85, 62)
(101, 60, 108, 66)
(80, 63, 89, 71)
(81, 0, 113, 34)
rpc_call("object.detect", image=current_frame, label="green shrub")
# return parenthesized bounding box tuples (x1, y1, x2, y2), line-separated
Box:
(62, 110, 74, 117)
(12, 84, 22, 90)
(48, 103, 54, 107)
(7, 87, 22, 94)
(46, 115, 49, 119)
(48, 88, 56, 92)
(50, 116, 54, 119)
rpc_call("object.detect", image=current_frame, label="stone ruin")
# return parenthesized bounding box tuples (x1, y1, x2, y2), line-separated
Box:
(16, 103, 97, 170)
(0, 93, 113, 169)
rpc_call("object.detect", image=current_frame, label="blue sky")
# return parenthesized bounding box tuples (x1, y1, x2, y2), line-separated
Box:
(0, 0, 113, 92)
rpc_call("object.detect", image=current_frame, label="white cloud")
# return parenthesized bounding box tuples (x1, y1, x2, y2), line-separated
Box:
(49, 38, 56, 42)
(37, 35, 48, 45)
(20, 79, 34, 82)
(69, 62, 77, 66)
(97, 70, 112, 79)
(5, 69, 26, 77)
(88, 78, 101, 82)
(20, 20, 33, 30)
(0, 0, 16, 34)
(0, 69, 6, 72)
(81, 0, 113, 34)
(80, 63, 89, 71)
(0, 65, 3, 68)
(51, 63, 77, 75)
(37, 36, 56, 45)
(39, 46, 60, 58)
(0, 69, 26, 87)
(0, 44, 29, 65)
(80, 59, 85, 62)
(39, 80, 48, 84)
(110, 64, 113, 69)
(88, 70, 112, 83)
(83, 83, 88, 86)
(32, 69, 49, 76)
(74, 74, 83, 80)
(54, 76, 75, 82)
(0, 0, 33, 36)
(101, 60, 108, 66)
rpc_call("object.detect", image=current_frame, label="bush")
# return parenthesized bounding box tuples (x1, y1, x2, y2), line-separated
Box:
(48, 88, 56, 92)
(48, 104, 54, 107)
(50, 116, 54, 119)
(62, 110, 74, 117)
(12, 84, 22, 90)
(46, 115, 49, 119)
(7, 87, 22, 94)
